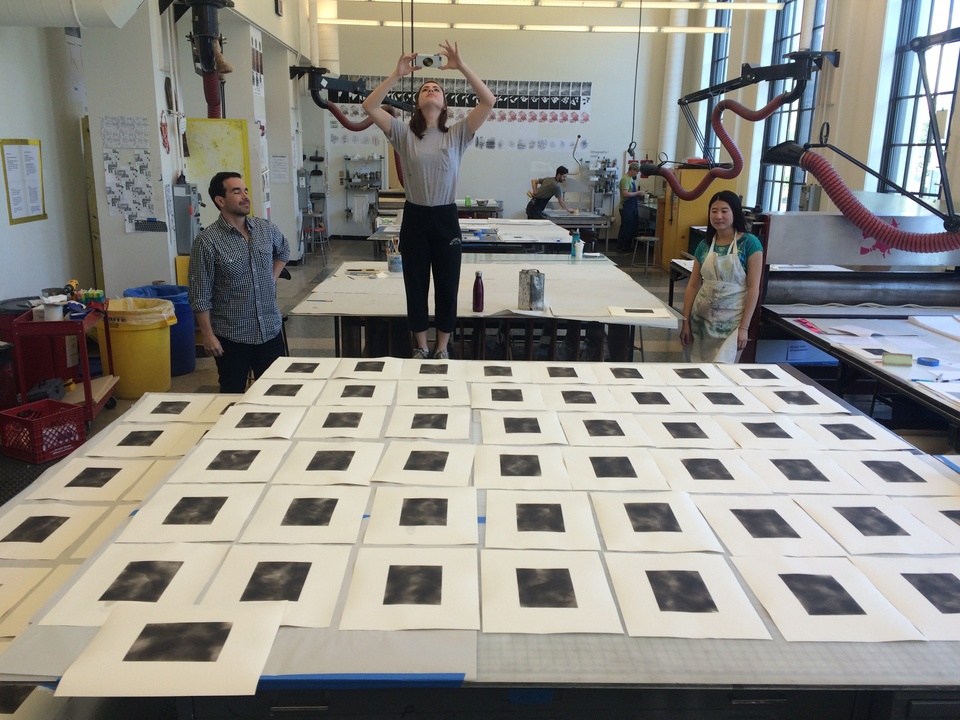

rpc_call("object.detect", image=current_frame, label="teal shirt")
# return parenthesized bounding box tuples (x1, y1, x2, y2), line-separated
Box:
(693, 233, 762, 268)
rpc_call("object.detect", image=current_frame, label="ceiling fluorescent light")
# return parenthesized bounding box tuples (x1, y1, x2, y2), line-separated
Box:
(320, 18, 382, 25)
(591, 24, 728, 32)
(453, 22, 523, 29)
(521, 24, 590, 30)
(620, 1, 783, 8)
(538, 0, 618, 6)
(383, 20, 453, 27)
(457, 0, 535, 5)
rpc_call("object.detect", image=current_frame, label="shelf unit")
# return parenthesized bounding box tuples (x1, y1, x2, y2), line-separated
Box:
(344, 155, 383, 234)
(11, 310, 118, 425)
(591, 162, 619, 218)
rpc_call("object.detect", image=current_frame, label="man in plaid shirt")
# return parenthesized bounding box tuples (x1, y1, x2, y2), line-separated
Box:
(188, 172, 290, 393)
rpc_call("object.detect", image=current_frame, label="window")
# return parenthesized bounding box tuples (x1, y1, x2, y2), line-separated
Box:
(703, 3, 733, 164)
(880, 0, 960, 202)
(757, 0, 828, 212)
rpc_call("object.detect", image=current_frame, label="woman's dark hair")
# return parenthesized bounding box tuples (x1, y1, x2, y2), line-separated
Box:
(409, 81, 449, 139)
(704, 189, 747, 241)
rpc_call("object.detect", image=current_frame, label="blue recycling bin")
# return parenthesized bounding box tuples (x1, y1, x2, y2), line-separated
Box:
(123, 285, 196, 376)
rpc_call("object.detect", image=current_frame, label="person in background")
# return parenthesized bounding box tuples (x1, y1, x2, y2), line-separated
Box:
(526, 166, 575, 218)
(679, 190, 763, 363)
(188, 171, 290, 392)
(362, 40, 496, 360)
(615, 161, 644, 253)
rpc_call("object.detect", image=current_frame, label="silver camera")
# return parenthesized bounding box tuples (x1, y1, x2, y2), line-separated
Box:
(414, 53, 444, 70)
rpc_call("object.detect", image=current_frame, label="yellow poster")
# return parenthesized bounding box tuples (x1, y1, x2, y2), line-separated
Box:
(184, 119, 252, 229)
(1, 139, 46, 224)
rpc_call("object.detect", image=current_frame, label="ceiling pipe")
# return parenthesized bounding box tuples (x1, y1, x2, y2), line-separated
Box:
(0, 0, 146, 28)
(184, 0, 235, 119)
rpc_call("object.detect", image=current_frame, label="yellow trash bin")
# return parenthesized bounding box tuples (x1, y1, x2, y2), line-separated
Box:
(101, 298, 178, 400)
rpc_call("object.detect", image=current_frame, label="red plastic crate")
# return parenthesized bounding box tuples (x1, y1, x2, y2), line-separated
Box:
(0, 399, 86, 464)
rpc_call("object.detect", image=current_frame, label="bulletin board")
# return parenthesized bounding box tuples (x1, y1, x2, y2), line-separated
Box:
(1, 138, 46, 225)
(184, 118, 253, 229)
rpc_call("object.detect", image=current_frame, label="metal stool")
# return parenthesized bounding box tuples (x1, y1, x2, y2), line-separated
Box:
(301, 213, 328, 264)
(631, 235, 660, 272)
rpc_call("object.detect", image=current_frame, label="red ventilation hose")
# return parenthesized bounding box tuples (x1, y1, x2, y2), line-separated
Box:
(203, 71, 221, 119)
(800, 150, 960, 253)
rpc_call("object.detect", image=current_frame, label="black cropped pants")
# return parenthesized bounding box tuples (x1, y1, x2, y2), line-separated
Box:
(399, 201, 462, 334)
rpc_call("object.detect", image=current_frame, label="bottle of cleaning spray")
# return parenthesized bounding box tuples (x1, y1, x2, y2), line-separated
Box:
(570, 230, 580, 258)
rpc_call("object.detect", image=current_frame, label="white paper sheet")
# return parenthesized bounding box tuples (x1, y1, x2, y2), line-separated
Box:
(116, 484, 265, 544)
(484, 490, 600, 550)
(732, 555, 924, 642)
(853, 556, 960, 640)
(651, 449, 770, 494)
(316, 379, 397, 406)
(527, 363, 599, 385)
(793, 494, 957, 555)
(82, 423, 207, 458)
(363, 486, 479, 545)
(384, 405, 473, 440)
(831, 451, 960, 496)
(166, 439, 291, 484)
(636, 415, 737, 450)
(399, 359, 468, 382)
(480, 410, 568, 446)
(748, 386, 850, 415)
(900, 495, 960, 549)
(201, 544, 351, 628)
(70, 503, 138, 559)
(591, 363, 666, 386)
(206, 405, 306, 441)
(339, 547, 480, 630)
(333, 356, 404, 380)
(612, 385, 696, 414)
(591, 491, 724, 553)
(562, 447, 669, 491)
(238, 485, 370, 545)
(395, 380, 471, 407)
(242, 377, 325, 406)
(272, 440, 384, 486)
(539, 384, 620, 413)
(469, 383, 546, 410)
(474, 445, 571, 490)
(195, 395, 244, 424)
(370, 441, 476, 487)
(0, 503, 108, 560)
(695, 495, 845, 557)
(464, 362, 534, 384)
(607, 305, 674, 319)
(738, 450, 867, 495)
(480, 549, 622, 634)
(123, 458, 177, 502)
(653, 363, 735, 386)
(0, 567, 51, 625)
(605, 552, 770, 639)
(714, 415, 817, 451)
(716, 364, 805, 387)
(259, 356, 341, 380)
(54, 602, 284, 697)
(123, 393, 215, 424)
(679, 386, 773, 415)
(556, 412, 650, 448)
(292, 405, 386, 440)
(792, 416, 913, 452)
(25, 458, 154, 502)
(40, 543, 229, 627)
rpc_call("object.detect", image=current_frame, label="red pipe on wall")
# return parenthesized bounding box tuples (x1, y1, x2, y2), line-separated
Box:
(203, 71, 221, 119)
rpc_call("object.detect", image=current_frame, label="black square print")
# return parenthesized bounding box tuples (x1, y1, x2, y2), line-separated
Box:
(67, 467, 121, 488)
(286, 362, 319, 374)
(418, 364, 449, 376)
(207, 449, 260, 472)
(341, 384, 376, 398)
(404, 450, 449, 472)
(500, 454, 543, 477)
(771, 458, 828, 482)
(504, 417, 541, 434)
(354, 361, 385, 373)
(1, 515, 68, 543)
(625, 502, 681, 532)
(862, 460, 925, 484)
(941, 510, 960, 527)
(681, 457, 733, 480)
(123, 621, 232, 662)
(821, 423, 875, 441)
(483, 366, 513, 377)
(589, 456, 637, 478)
(561, 390, 597, 405)
(704, 392, 743, 406)
(152, 401, 189, 416)
(779, 573, 865, 616)
(118, 430, 164, 447)
(417, 385, 450, 400)
(743, 368, 777, 380)
(516, 503, 565, 532)
(162, 497, 227, 525)
(646, 570, 718, 613)
(516, 567, 577, 608)
(774, 390, 817, 406)
(399, 498, 448, 526)
(322, 412, 362, 429)
(411, 413, 448, 430)
(281, 497, 338, 526)
(240, 561, 311, 602)
(306, 450, 355, 472)
(236, 412, 279, 429)
(0, 685, 36, 714)
(611, 367, 642, 379)
(630, 391, 669, 406)
(383, 565, 442, 605)
(583, 419, 625, 437)
(99, 560, 183, 602)
(902, 573, 960, 614)
(546, 367, 578, 379)
(744, 422, 792, 439)
(264, 383, 301, 397)
(834, 506, 908, 536)
(491, 388, 523, 402)
(673, 368, 708, 380)
(664, 422, 708, 440)
(730, 508, 801, 538)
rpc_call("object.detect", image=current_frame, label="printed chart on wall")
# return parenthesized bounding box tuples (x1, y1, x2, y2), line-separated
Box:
(325, 78, 592, 152)
(100, 116, 156, 233)
(1, 138, 46, 224)
(184, 118, 253, 230)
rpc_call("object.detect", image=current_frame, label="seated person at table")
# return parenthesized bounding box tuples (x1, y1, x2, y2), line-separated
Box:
(526, 166, 575, 218)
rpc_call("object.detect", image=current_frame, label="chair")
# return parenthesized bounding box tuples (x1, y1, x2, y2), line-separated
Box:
(301, 212, 328, 265)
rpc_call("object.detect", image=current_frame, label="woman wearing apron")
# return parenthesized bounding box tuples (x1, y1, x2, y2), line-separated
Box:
(679, 190, 763, 363)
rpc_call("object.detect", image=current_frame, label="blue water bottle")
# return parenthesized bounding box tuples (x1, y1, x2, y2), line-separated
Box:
(571, 230, 580, 257)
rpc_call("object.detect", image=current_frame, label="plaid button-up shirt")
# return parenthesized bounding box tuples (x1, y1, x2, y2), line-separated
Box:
(188, 215, 290, 345)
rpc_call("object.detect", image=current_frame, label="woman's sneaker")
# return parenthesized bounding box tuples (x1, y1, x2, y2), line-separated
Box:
(433, 348, 450, 360)
(412, 348, 430, 359)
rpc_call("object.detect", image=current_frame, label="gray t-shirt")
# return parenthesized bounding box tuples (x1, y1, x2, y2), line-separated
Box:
(388, 116, 474, 206)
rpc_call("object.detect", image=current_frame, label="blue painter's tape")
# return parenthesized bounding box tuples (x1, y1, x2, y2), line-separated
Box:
(917, 356, 940, 367)
(936, 455, 960, 474)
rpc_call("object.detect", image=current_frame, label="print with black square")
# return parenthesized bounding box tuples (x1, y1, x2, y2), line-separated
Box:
(207, 449, 260, 471)
(264, 384, 301, 397)
(821, 423, 875, 441)
(240, 561, 311, 601)
(901, 573, 960, 614)
(67, 467, 121, 488)
(99, 560, 183, 602)
(399, 497, 449, 526)
(630, 391, 669, 406)
(504, 417, 541, 434)
(771, 458, 828, 482)
(625, 502, 682, 532)
(743, 368, 777, 380)
(0, 686, 35, 714)
(323, 412, 362, 429)
(862, 460, 925, 484)
(383, 565, 442, 605)
(773, 390, 818, 406)
(152, 401, 189, 415)
(281, 497, 339, 526)
(483, 366, 513, 377)
(779, 573, 865, 615)
(646, 570, 719, 613)
(704, 392, 743, 406)
(516, 567, 577, 608)
(162, 497, 227, 525)
(418, 364, 449, 376)
(411, 413, 448, 430)
(417, 386, 450, 400)
(491, 388, 523, 403)
(341, 384, 376, 399)
(307, 450, 355, 472)
(237, 412, 279, 429)
(119, 430, 164, 447)
(589, 455, 636, 478)
(611, 367, 642, 379)
(123, 621, 232, 662)
(287, 362, 319, 374)
(673, 368, 708, 380)
(500, 454, 542, 477)
(561, 390, 597, 405)
(941, 510, 960, 527)
(834, 506, 908, 536)
(404, 450, 449, 472)
(516, 503, 565, 532)
(2, 515, 68, 543)
(681, 457, 733, 480)
(730, 508, 801, 538)
(583, 419, 624, 437)
(354, 361, 385, 373)
(744, 422, 791, 439)
(664, 422, 708, 440)
(546, 367, 578, 379)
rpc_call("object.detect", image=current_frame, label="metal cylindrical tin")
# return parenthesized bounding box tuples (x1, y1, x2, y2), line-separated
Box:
(518, 269, 545, 311)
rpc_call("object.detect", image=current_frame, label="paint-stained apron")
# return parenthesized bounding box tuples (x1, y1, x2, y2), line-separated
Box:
(687, 235, 746, 364)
